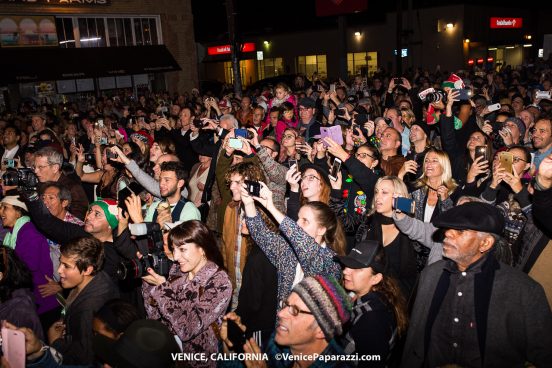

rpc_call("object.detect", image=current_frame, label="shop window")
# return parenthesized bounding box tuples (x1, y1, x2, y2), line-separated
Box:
(107, 18, 133, 47)
(224, 60, 248, 85)
(347, 52, 378, 77)
(134, 18, 159, 46)
(297, 55, 327, 80)
(257, 58, 284, 80)
(56, 16, 160, 48)
(56, 18, 75, 48)
(77, 18, 106, 48)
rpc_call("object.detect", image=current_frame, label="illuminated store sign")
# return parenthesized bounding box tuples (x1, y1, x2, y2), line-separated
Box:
(490, 17, 522, 29)
(207, 43, 255, 56)
(0, 0, 110, 5)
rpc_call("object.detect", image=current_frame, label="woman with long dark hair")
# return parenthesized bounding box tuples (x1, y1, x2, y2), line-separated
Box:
(141, 220, 231, 368)
(242, 182, 345, 307)
(0, 247, 44, 340)
(337, 240, 408, 367)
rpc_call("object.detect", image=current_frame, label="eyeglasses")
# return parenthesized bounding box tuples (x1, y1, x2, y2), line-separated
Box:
(261, 144, 275, 153)
(301, 175, 320, 182)
(32, 164, 52, 171)
(279, 300, 313, 317)
(513, 156, 527, 163)
(355, 152, 375, 160)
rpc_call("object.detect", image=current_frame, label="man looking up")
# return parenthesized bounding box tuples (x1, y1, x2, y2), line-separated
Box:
(379, 127, 406, 176)
(385, 107, 410, 156)
(402, 202, 552, 367)
(532, 118, 552, 171)
(297, 97, 321, 142)
(225, 275, 353, 367)
(143, 161, 200, 227)
(33, 146, 88, 220)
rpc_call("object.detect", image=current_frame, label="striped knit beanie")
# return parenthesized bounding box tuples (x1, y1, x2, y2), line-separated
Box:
(292, 275, 352, 341)
(90, 199, 119, 229)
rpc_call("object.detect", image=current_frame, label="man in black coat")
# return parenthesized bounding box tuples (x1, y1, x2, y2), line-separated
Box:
(401, 202, 552, 367)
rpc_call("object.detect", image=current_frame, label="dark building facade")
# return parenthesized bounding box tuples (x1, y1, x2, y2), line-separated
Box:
(0, 0, 197, 108)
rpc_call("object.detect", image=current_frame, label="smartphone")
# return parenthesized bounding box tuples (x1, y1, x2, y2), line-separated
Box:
(228, 138, 243, 150)
(3, 159, 15, 168)
(329, 158, 342, 181)
(536, 90, 551, 100)
(452, 88, 471, 101)
(99, 137, 108, 145)
(487, 103, 501, 113)
(106, 149, 118, 160)
(499, 151, 514, 174)
(234, 129, 251, 139)
(71, 137, 76, 146)
(84, 153, 95, 162)
(329, 83, 336, 92)
(96, 119, 104, 128)
(393, 197, 415, 215)
(227, 319, 246, 354)
(1, 327, 25, 368)
(244, 179, 261, 197)
(394, 78, 403, 85)
(474, 146, 487, 162)
(530, 152, 535, 168)
(118, 187, 133, 216)
(287, 158, 298, 168)
(337, 107, 348, 117)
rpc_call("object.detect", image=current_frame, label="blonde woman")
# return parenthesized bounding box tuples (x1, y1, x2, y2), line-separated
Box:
(410, 149, 459, 223)
(335, 176, 417, 297)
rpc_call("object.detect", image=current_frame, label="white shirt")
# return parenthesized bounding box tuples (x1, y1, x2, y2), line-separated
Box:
(424, 202, 436, 223)
(291, 242, 327, 287)
(2, 145, 19, 161)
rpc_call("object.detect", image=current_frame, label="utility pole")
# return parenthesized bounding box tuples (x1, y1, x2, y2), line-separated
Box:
(338, 15, 348, 81)
(396, 0, 403, 76)
(225, 0, 243, 97)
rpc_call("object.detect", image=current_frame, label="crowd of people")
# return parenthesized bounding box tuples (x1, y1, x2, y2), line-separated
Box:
(0, 62, 552, 367)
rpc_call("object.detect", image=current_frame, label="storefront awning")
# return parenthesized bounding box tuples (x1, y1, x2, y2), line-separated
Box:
(0, 45, 181, 85)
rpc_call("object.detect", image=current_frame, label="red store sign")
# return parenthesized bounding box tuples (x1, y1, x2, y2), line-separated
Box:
(490, 17, 523, 29)
(207, 42, 256, 56)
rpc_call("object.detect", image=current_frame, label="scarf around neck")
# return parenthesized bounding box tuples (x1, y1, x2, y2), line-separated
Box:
(3, 216, 31, 249)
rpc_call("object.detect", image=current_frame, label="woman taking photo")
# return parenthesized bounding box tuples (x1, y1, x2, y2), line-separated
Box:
(399, 148, 458, 222)
(337, 240, 408, 367)
(141, 220, 232, 368)
(335, 176, 417, 297)
(242, 182, 345, 306)
(286, 163, 332, 221)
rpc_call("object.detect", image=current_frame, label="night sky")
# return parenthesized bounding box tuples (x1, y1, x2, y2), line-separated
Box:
(191, 0, 551, 43)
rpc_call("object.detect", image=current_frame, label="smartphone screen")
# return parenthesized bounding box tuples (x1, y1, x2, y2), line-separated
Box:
(329, 158, 342, 181)
(329, 83, 336, 92)
(2, 328, 26, 368)
(499, 152, 513, 174)
(228, 138, 243, 150)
